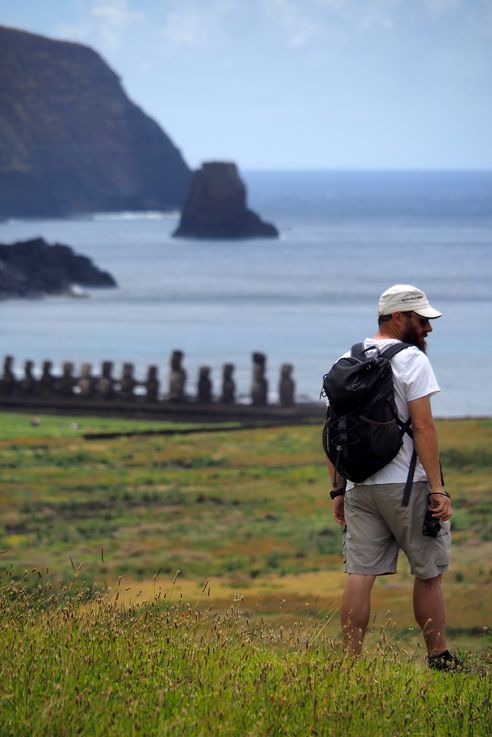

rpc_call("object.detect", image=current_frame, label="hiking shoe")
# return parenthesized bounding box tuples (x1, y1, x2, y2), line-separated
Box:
(428, 650, 462, 671)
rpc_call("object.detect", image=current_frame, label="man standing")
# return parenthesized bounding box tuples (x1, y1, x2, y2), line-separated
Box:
(328, 284, 459, 669)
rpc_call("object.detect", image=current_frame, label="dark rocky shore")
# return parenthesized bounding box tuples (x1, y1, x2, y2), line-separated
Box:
(0, 238, 117, 298)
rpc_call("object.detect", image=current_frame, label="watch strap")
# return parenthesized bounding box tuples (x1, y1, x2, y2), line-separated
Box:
(330, 488, 346, 500)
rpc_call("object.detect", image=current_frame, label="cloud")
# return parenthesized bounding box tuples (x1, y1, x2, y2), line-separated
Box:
(274, 2, 320, 47)
(424, 0, 462, 17)
(159, 9, 205, 47)
(55, 1, 146, 53)
(88, 0, 145, 49)
(314, 0, 350, 9)
(145, 0, 402, 56)
(158, 0, 248, 49)
(90, 0, 145, 27)
(263, 0, 323, 48)
(54, 0, 492, 73)
(264, 0, 402, 47)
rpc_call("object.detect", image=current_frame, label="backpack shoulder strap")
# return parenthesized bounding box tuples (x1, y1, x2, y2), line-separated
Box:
(380, 342, 413, 361)
(351, 342, 410, 360)
(350, 343, 365, 358)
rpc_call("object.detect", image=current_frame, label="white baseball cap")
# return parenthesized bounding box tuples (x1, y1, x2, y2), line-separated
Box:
(378, 284, 442, 319)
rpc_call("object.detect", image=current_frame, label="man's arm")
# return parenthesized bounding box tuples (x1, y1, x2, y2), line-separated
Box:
(326, 458, 346, 526)
(408, 394, 452, 521)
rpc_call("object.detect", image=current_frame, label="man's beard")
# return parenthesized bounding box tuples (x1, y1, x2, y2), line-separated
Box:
(401, 322, 427, 353)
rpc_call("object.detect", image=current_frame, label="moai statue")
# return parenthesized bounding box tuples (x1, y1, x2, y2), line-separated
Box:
(278, 363, 295, 407)
(60, 362, 76, 398)
(220, 363, 236, 404)
(79, 363, 95, 398)
(251, 352, 268, 406)
(39, 361, 55, 396)
(98, 361, 114, 400)
(169, 350, 186, 402)
(20, 360, 37, 395)
(197, 366, 212, 403)
(0, 356, 16, 396)
(145, 366, 159, 401)
(120, 363, 136, 400)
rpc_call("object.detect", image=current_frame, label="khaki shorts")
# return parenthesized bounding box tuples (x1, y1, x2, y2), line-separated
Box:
(342, 481, 451, 580)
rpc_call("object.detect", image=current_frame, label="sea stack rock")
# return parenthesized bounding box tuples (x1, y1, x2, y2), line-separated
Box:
(173, 162, 279, 239)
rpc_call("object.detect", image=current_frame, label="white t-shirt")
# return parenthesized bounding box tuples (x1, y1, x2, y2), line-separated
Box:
(340, 338, 440, 485)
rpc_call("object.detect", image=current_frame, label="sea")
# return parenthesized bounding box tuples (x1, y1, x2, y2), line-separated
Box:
(1, 170, 492, 418)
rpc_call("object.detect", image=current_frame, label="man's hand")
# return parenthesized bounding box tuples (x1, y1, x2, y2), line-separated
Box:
(429, 492, 452, 522)
(332, 496, 345, 526)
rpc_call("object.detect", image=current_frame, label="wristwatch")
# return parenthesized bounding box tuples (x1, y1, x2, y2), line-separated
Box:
(330, 488, 346, 500)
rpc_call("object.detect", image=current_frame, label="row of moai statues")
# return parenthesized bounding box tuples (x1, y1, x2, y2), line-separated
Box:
(0, 352, 296, 406)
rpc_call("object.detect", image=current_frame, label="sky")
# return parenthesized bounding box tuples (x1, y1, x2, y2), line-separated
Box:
(2, 0, 492, 170)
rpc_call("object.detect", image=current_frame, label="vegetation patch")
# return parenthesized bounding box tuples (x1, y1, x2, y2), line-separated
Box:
(0, 412, 490, 644)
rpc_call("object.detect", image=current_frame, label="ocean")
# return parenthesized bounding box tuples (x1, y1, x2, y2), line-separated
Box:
(1, 170, 491, 417)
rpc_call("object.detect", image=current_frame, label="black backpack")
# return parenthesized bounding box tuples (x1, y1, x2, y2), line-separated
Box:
(322, 342, 417, 504)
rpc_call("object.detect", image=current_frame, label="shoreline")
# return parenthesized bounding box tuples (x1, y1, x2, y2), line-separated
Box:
(0, 403, 490, 426)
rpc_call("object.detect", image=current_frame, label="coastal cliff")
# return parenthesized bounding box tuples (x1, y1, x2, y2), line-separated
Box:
(173, 162, 279, 239)
(0, 25, 190, 218)
(0, 238, 117, 298)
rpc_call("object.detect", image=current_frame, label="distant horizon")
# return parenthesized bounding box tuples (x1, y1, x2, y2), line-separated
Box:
(3, 167, 491, 227)
(240, 167, 492, 173)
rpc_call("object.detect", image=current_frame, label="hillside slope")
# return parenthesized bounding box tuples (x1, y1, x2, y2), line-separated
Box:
(0, 25, 190, 217)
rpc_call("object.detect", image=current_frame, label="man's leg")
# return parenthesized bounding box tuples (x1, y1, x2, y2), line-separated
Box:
(341, 573, 376, 655)
(413, 574, 449, 655)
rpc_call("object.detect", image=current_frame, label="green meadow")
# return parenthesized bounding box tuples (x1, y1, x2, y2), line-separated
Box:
(1, 577, 491, 737)
(0, 411, 491, 735)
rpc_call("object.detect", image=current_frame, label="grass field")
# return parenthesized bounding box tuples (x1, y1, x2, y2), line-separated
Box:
(1, 411, 491, 634)
(0, 411, 491, 735)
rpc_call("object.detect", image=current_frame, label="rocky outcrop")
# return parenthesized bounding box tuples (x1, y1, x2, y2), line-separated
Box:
(0, 238, 117, 298)
(0, 25, 190, 218)
(173, 162, 279, 239)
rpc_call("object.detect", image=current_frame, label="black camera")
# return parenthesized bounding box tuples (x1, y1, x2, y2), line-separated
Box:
(422, 509, 441, 538)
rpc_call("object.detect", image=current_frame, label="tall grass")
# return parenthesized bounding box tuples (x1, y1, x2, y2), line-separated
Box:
(1, 573, 490, 737)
